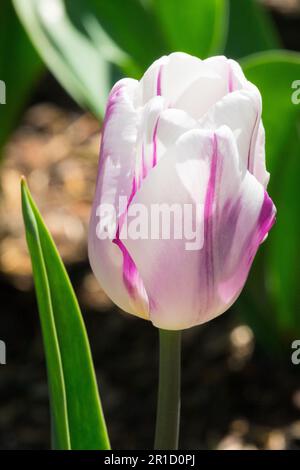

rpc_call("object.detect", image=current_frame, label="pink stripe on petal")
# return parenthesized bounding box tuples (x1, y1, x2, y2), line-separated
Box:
(117, 175, 137, 231)
(152, 118, 159, 167)
(228, 63, 234, 93)
(113, 235, 139, 298)
(96, 83, 125, 185)
(113, 172, 149, 305)
(142, 143, 147, 179)
(238, 190, 275, 269)
(218, 190, 275, 304)
(203, 134, 218, 298)
(113, 216, 148, 311)
(157, 65, 163, 96)
(109, 88, 163, 307)
(257, 190, 276, 243)
(244, 191, 275, 279)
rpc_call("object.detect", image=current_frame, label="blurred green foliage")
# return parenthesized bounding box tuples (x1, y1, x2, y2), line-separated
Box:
(243, 52, 300, 342)
(13, 0, 128, 119)
(225, 0, 281, 58)
(152, 0, 228, 58)
(6, 0, 300, 350)
(0, 0, 43, 155)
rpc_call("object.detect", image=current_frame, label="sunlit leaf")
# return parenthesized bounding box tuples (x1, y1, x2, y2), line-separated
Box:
(21, 177, 110, 450)
(242, 51, 300, 176)
(225, 0, 280, 59)
(90, 0, 167, 69)
(152, 0, 228, 58)
(241, 51, 300, 342)
(13, 0, 129, 118)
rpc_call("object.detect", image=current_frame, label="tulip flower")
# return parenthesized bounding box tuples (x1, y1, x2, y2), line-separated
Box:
(88, 52, 276, 331)
(88, 52, 276, 449)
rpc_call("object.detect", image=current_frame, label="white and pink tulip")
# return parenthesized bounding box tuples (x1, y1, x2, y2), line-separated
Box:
(88, 52, 276, 330)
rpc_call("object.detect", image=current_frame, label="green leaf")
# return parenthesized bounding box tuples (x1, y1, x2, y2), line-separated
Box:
(13, 0, 129, 118)
(225, 0, 280, 59)
(90, 0, 167, 70)
(152, 0, 229, 58)
(0, 0, 43, 155)
(21, 177, 110, 450)
(241, 51, 300, 342)
(267, 133, 300, 334)
(242, 51, 300, 177)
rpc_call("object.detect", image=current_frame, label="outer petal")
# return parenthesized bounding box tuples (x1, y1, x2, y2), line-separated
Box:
(95, 78, 139, 218)
(139, 55, 169, 103)
(228, 59, 256, 92)
(200, 90, 258, 176)
(199, 78, 269, 187)
(122, 130, 212, 329)
(89, 87, 199, 321)
(88, 78, 150, 318)
(122, 126, 275, 330)
(252, 122, 270, 188)
(135, 95, 165, 184)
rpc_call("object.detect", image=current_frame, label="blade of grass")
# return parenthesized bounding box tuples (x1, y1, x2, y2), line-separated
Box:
(21, 177, 110, 450)
(21, 178, 71, 450)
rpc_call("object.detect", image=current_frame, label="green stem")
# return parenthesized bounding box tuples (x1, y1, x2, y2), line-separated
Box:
(154, 329, 182, 450)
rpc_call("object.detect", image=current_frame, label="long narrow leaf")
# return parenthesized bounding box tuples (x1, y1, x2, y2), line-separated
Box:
(13, 0, 128, 118)
(21, 177, 110, 450)
(21, 178, 70, 450)
(90, 0, 168, 69)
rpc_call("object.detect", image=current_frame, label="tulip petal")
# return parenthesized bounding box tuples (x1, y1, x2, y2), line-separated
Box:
(156, 108, 197, 148)
(89, 77, 150, 318)
(122, 126, 275, 330)
(252, 122, 270, 188)
(135, 96, 165, 184)
(200, 91, 256, 172)
(228, 59, 254, 91)
(140, 54, 233, 118)
(122, 128, 214, 329)
(95, 78, 139, 218)
(89, 90, 202, 320)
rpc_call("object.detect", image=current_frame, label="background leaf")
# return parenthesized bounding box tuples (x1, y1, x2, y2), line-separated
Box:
(0, 0, 43, 155)
(241, 51, 300, 343)
(225, 0, 280, 58)
(89, 0, 167, 70)
(21, 177, 110, 450)
(152, 0, 229, 59)
(13, 0, 231, 122)
(13, 0, 128, 118)
(242, 51, 300, 175)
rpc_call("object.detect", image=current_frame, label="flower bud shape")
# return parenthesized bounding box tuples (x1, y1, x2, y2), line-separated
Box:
(88, 53, 276, 330)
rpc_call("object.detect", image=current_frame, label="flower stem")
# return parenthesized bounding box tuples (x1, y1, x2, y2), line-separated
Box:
(154, 329, 181, 450)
